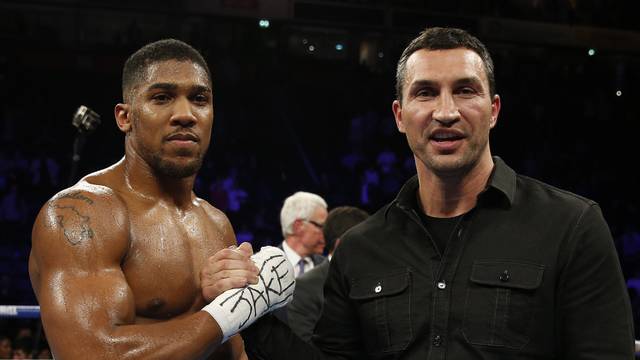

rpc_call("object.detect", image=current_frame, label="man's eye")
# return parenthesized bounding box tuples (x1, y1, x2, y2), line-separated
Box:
(456, 87, 477, 96)
(416, 89, 436, 98)
(152, 93, 172, 102)
(193, 94, 210, 104)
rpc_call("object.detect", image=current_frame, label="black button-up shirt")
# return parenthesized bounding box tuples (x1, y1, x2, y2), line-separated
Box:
(244, 157, 634, 359)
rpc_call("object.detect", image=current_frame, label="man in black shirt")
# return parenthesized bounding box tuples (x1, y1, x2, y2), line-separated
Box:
(243, 26, 634, 359)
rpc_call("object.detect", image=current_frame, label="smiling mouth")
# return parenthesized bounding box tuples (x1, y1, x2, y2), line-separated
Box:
(430, 133, 464, 142)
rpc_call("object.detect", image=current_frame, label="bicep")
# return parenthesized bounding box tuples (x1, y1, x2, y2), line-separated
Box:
(37, 269, 136, 354)
(30, 192, 133, 357)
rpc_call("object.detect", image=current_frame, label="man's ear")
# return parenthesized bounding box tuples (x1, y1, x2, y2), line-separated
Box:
(490, 94, 501, 129)
(392, 100, 406, 133)
(291, 219, 304, 235)
(115, 103, 132, 133)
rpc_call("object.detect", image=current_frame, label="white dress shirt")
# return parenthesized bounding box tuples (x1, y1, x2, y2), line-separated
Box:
(282, 241, 315, 278)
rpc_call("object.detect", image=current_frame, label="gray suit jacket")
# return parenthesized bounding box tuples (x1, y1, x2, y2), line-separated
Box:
(286, 260, 330, 342)
(273, 242, 326, 325)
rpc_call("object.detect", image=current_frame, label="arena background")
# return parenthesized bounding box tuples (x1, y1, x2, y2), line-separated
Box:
(1, 0, 640, 356)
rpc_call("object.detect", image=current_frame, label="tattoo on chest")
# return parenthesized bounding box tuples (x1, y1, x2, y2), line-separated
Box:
(50, 203, 95, 246)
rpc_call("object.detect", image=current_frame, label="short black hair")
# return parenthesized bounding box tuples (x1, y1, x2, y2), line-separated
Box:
(122, 39, 211, 103)
(395, 27, 495, 102)
(323, 206, 369, 254)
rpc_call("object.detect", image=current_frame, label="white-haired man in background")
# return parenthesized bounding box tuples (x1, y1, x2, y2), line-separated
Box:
(278, 191, 328, 279)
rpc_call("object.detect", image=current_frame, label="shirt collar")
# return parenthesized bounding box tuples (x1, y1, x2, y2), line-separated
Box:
(485, 156, 516, 206)
(282, 240, 303, 266)
(394, 156, 516, 211)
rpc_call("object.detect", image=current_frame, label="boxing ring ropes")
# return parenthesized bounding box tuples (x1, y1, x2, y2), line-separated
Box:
(2, 304, 640, 353)
(0, 305, 41, 319)
(0, 110, 100, 322)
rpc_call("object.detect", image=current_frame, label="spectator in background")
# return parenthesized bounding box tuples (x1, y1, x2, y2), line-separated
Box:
(35, 347, 51, 359)
(10, 337, 31, 359)
(0, 335, 12, 359)
(278, 191, 328, 278)
(0, 174, 28, 225)
(287, 206, 369, 341)
(13, 327, 31, 342)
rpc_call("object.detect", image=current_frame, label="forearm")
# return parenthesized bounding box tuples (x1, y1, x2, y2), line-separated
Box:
(48, 311, 223, 360)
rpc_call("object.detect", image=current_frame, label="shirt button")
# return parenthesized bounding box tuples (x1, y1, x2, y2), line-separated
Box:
(432, 335, 442, 347)
(374, 284, 382, 293)
(437, 281, 446, 290)
(499, 270, 510, 282)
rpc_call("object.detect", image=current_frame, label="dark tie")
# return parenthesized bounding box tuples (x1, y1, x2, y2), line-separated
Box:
(297, 258, 306, 277)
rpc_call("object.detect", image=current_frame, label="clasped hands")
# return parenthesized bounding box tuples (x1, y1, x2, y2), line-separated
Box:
(200, 243, 295, 342)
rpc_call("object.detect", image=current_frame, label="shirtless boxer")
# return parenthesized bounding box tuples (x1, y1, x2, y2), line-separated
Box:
(28, 39, 293, 359)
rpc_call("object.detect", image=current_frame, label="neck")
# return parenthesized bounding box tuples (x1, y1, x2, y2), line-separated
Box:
(415, 152, 494, 218)
(122, 143, 196, 209)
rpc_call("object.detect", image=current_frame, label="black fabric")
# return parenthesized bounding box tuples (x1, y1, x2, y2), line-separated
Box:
(243, 157, 634, 359)
(416, 209, 463, 255)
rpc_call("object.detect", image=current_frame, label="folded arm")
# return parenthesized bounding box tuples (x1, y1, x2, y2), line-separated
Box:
(29, 188, 225, 359)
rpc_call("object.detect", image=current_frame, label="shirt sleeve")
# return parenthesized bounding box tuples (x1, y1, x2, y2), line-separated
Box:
(557, 203, 635, 359)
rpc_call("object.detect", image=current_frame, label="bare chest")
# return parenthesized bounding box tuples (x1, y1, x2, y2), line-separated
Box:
(122, 204, 226, 320)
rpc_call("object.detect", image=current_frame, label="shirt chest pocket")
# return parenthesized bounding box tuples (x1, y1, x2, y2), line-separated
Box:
(349, 269, 413, 356)
(463, 260, 544, 350)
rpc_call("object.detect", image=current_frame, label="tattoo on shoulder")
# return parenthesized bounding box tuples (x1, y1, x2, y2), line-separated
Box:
(59, 191, 94, 205)
(50, 204, 95, 246)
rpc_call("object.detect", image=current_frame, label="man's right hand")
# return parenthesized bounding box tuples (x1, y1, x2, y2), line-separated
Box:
(202, 246, 296, 343)
(201, 242, 260, 302)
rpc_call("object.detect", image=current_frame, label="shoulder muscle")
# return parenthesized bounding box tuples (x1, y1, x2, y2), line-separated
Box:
(198, 198, 237, 247)
(31, 183, 130, 273)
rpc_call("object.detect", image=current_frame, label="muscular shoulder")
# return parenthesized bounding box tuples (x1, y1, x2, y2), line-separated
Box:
(515, 174, 596, 215)
(47, 181, 129, 224)
(32, 181, 130, 269)
(196, 197, 236, 246)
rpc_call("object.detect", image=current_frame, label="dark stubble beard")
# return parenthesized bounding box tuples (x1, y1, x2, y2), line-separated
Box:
(150, 151, 204, 178)
(416, 133, 489, 178)
(138, 141, 205, 178)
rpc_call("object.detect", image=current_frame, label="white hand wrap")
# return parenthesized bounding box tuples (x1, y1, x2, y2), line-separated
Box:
(202, 246, 295, 343)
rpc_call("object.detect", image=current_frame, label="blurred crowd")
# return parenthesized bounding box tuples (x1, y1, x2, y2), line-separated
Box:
(0, 324, 50, 359)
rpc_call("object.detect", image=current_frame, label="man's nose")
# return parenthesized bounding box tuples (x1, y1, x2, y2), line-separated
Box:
(433, 92, 460, 126)
(170, 97, 197, 127)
